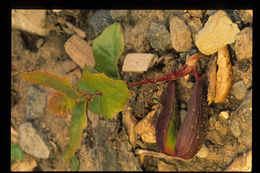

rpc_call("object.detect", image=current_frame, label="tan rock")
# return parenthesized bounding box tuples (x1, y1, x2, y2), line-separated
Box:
(65, 22, 86, 38)
(158, 161, 177, 171)
(122, 53, 158, 73)
(135, 110, 157, 143)
(122, 106, 136, 148)
(195, 10, 240, 55)
(224, 150, 252, 172)
(12, 9, 48, 36)
(195, 144, 209, 158)
(170, 16, 193, 52)
(64, 35, 95, 69)
(11, 154, 37, 171)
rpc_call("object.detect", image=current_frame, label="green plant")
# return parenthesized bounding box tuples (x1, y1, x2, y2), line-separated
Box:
(21, 22, 205, 165)
(11, 143, 23, 163)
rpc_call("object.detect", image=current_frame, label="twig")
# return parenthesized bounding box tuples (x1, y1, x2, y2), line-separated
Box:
(134, 149, 188, 162)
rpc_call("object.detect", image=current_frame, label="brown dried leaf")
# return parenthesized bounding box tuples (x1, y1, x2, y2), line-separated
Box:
(207, 54, 217, 105)
(214, 45, 232, 103)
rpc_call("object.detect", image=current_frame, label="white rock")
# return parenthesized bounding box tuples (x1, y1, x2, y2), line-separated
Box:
(122, 53, 158, 73)
(19, 122, 50, 159)
(170, 16, 193, 52)
(195, 10, 240, 55)
(12, 9, 48, 36)
(64, 35, 95, 69)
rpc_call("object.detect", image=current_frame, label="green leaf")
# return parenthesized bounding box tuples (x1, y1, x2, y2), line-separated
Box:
(64, 100, 87, 164)
(70, 156, 79, 171)
(47, 91, 77, 116)
(76, 69, 129, 119)
(21, 71, 81, 99)
(92, 22, 124, 80)
(11, 143, 23, 162)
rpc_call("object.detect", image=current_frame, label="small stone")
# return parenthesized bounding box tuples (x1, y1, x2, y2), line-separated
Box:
(36, 38, 45, 49)
(147, 22, 171, 51)
(135, 110, 157, 143)
(158, 161, 177, 171)
(170, 16, 193, 52)
(187, 18, 203, 34)
(195, 10, 240, 55)
(11, 154, 37, 171)
(231, 80, 248, 100)
(19, 122, 50, 159)
(234, 27, 252, 60)
(65, 22, 86, 38)
(26, 85, 47, 120)
(224, 150, 252, 172)
(122, 53, 158, 73)
(52, 9, 62, 13)
(64, 34, 95, 69)
(110, 10, 128, 20)
(218, 110, 230, 120)
(12, 9, 48, 36)
(123, 21, 150, 53)
(237, 10, 253, 24)
(89, 10, 114, 36)
(188, 10, 203, 18)
(195, 144, 209, 158)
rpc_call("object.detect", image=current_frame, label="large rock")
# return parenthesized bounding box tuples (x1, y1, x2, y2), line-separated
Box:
(12, 10, 48, 36)
(234, 27, 252, 60)
(195, 10, 240, 55)
(170, 16, 193, 52)
(19, 122, 50, 159)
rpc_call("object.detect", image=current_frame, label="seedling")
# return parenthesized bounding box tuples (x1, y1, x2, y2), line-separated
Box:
(20, 22, 206, 165)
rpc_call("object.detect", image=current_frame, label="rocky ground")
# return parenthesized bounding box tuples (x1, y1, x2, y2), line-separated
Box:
(11, 9, 252, 171)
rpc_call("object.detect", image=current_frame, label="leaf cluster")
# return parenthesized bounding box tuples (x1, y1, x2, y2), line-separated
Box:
(20, 23, 129, 164)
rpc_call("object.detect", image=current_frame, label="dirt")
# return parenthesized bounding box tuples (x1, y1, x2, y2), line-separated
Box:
(11, 10, 252, 171)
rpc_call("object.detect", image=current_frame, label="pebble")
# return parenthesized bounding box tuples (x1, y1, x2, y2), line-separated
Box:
(64, 34, 95, 68)
(195, 10, 240, 55)
(12, 9, 48, 36)
(110, 10, 128, 20)
(218, 110, 230, 120)
(158, 161, 177, 171)
(11, 154, 37, 171)
(26, 85, 47, 120)
(135, 110, 157, 143)
(19, 122, 50, 159)
(224, 150, 252, 171)
(187, 18, 203, 34)
(65, 22, 86, 38)
(188, 10, 204, 18)
(230, 80, 248, 100)
(234, 27, 252, 60)
(122, 53, 158, 73)
(147, 22, 171, 51)
(237, 10, 253, 24)
(195, 144, 209, 158)
(89, 10, 114, 36)
(170, 16, 193, 52)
